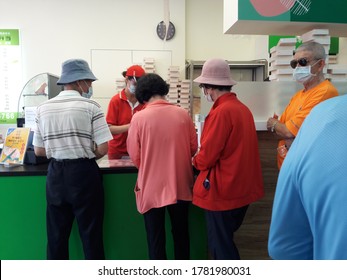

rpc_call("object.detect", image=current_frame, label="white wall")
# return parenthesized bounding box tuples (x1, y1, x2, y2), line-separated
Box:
(0, 0, 346, 137)
(185, 0, 269, 61)
(1, 0, 346, 89)
(0, 0, 184, 137)
(0, 0, 270, 81)
(0, 0, 186, 81)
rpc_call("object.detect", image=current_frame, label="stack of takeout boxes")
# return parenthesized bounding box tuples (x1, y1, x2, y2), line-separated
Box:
(269, 37, 297, 81)
(167, 65, 180, 105)
(301, 29, 347, 81)
(301, 29, 330, 75)
(178, 79, 191, 113)
(166, 66, 191, 114)
(143, 57, 156, 74)
(327, 65, 347, 81)
(268, 29, 347, 82)
(115, 78, 125, 93)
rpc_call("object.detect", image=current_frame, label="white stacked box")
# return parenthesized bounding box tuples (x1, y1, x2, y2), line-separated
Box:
(179, 79, 191, 112)
(166, 66, 191, 114)
(167, 86, 179, 104)
(143, 57, 156, 73)
(301, 29, 330, 56)
(167, 66, 180, 105)
(115, 78, 125, 93)
(269, 37, 296, 81)
(269, 74, 293, 81)
(326, 55, 338, 78)
(327, 65, 347, 81)
(328, 55, 338, 65)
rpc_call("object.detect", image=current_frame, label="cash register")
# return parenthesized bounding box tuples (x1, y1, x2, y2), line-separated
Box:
(24, 131, 50, 165)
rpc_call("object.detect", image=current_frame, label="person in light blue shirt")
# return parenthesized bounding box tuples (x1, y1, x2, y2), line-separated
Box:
(268, 94, 347, 260)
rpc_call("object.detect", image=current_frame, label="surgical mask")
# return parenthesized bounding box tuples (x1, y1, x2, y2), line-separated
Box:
(205, 94, 213, 102)
(201, 87, 213, 103)
(79, 81, 93, 99)
(128, 84, 136, 94)
(82, 87, 93, 99)
(292, 60, 319, 83)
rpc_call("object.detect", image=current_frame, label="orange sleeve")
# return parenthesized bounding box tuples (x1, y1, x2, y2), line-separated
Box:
(286, 81, 338, 136)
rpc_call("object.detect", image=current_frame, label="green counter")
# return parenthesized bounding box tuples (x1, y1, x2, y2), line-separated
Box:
(0, 166, 207, 260)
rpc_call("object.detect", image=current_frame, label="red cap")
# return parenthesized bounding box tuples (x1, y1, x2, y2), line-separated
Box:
(125, 65, 145, 78)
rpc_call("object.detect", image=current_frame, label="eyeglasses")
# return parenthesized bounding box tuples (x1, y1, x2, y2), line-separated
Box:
(290, 58, 318, 69)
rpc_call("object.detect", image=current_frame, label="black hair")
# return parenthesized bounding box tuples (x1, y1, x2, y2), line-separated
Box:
(135, 73, 169, 104)
(202, 83, 232, 91)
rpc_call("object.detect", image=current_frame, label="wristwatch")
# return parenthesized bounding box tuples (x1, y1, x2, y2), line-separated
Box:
(271, 121, 278, 133)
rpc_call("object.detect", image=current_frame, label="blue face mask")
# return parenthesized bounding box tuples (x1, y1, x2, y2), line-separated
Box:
(82, 87, 93, 99)
(129, 84, 136, 94)
(79, 81, 93, 99)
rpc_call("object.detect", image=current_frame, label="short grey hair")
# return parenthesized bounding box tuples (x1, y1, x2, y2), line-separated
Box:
(295, 41, 326, 60)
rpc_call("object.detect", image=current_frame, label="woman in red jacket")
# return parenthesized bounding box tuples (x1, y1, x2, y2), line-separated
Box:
(192, 58, 264, 260)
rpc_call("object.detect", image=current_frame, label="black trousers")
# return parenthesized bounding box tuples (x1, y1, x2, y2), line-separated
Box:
(46, 158, 105, 260)
(143, 202, 190, 260)
(205, 205, 249, 260)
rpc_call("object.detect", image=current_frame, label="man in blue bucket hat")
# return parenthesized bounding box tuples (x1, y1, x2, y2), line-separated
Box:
(33, 59, 112, 259)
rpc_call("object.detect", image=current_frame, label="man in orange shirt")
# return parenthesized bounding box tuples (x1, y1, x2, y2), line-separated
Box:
(267, 41, 338, 169)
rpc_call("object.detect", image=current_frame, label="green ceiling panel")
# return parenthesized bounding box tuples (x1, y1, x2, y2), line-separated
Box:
(243, 0, 347, 24)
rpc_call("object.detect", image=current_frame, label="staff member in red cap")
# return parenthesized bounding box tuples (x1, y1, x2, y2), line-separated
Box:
(106, 65, 146, 159)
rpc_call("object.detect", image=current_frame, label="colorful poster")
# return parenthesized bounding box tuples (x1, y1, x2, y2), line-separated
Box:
(245, 0, 347, 23)
(226, 1, 347, 36)
(0, 29, 22, 125)
(0, 127, 30, 165)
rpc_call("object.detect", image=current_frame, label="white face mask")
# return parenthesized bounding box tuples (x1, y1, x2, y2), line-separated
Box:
(292, 60, 320, 84)
(128, 84, 136, 94)
(205, 93, 213, 103)
(127, 77, 138, 94)
(79, 81, 93, 99)
(201, 87, 213, 103)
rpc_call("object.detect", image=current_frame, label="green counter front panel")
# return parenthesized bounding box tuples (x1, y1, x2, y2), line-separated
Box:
(0, 173, 207, 260)
(0, 176, 46, 259)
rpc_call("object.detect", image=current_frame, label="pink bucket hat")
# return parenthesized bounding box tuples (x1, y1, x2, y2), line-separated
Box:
(194, 58, 237, 86)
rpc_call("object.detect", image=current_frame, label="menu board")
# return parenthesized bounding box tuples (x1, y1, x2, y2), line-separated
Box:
(0, 29, 22, 125)
(0, 127, 30, 165)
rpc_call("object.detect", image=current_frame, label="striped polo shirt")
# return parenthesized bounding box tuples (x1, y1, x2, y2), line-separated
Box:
(33, 90, 112, 159)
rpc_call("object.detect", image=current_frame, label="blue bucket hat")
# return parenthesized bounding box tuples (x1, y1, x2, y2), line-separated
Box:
(57, 59, 97, 85)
